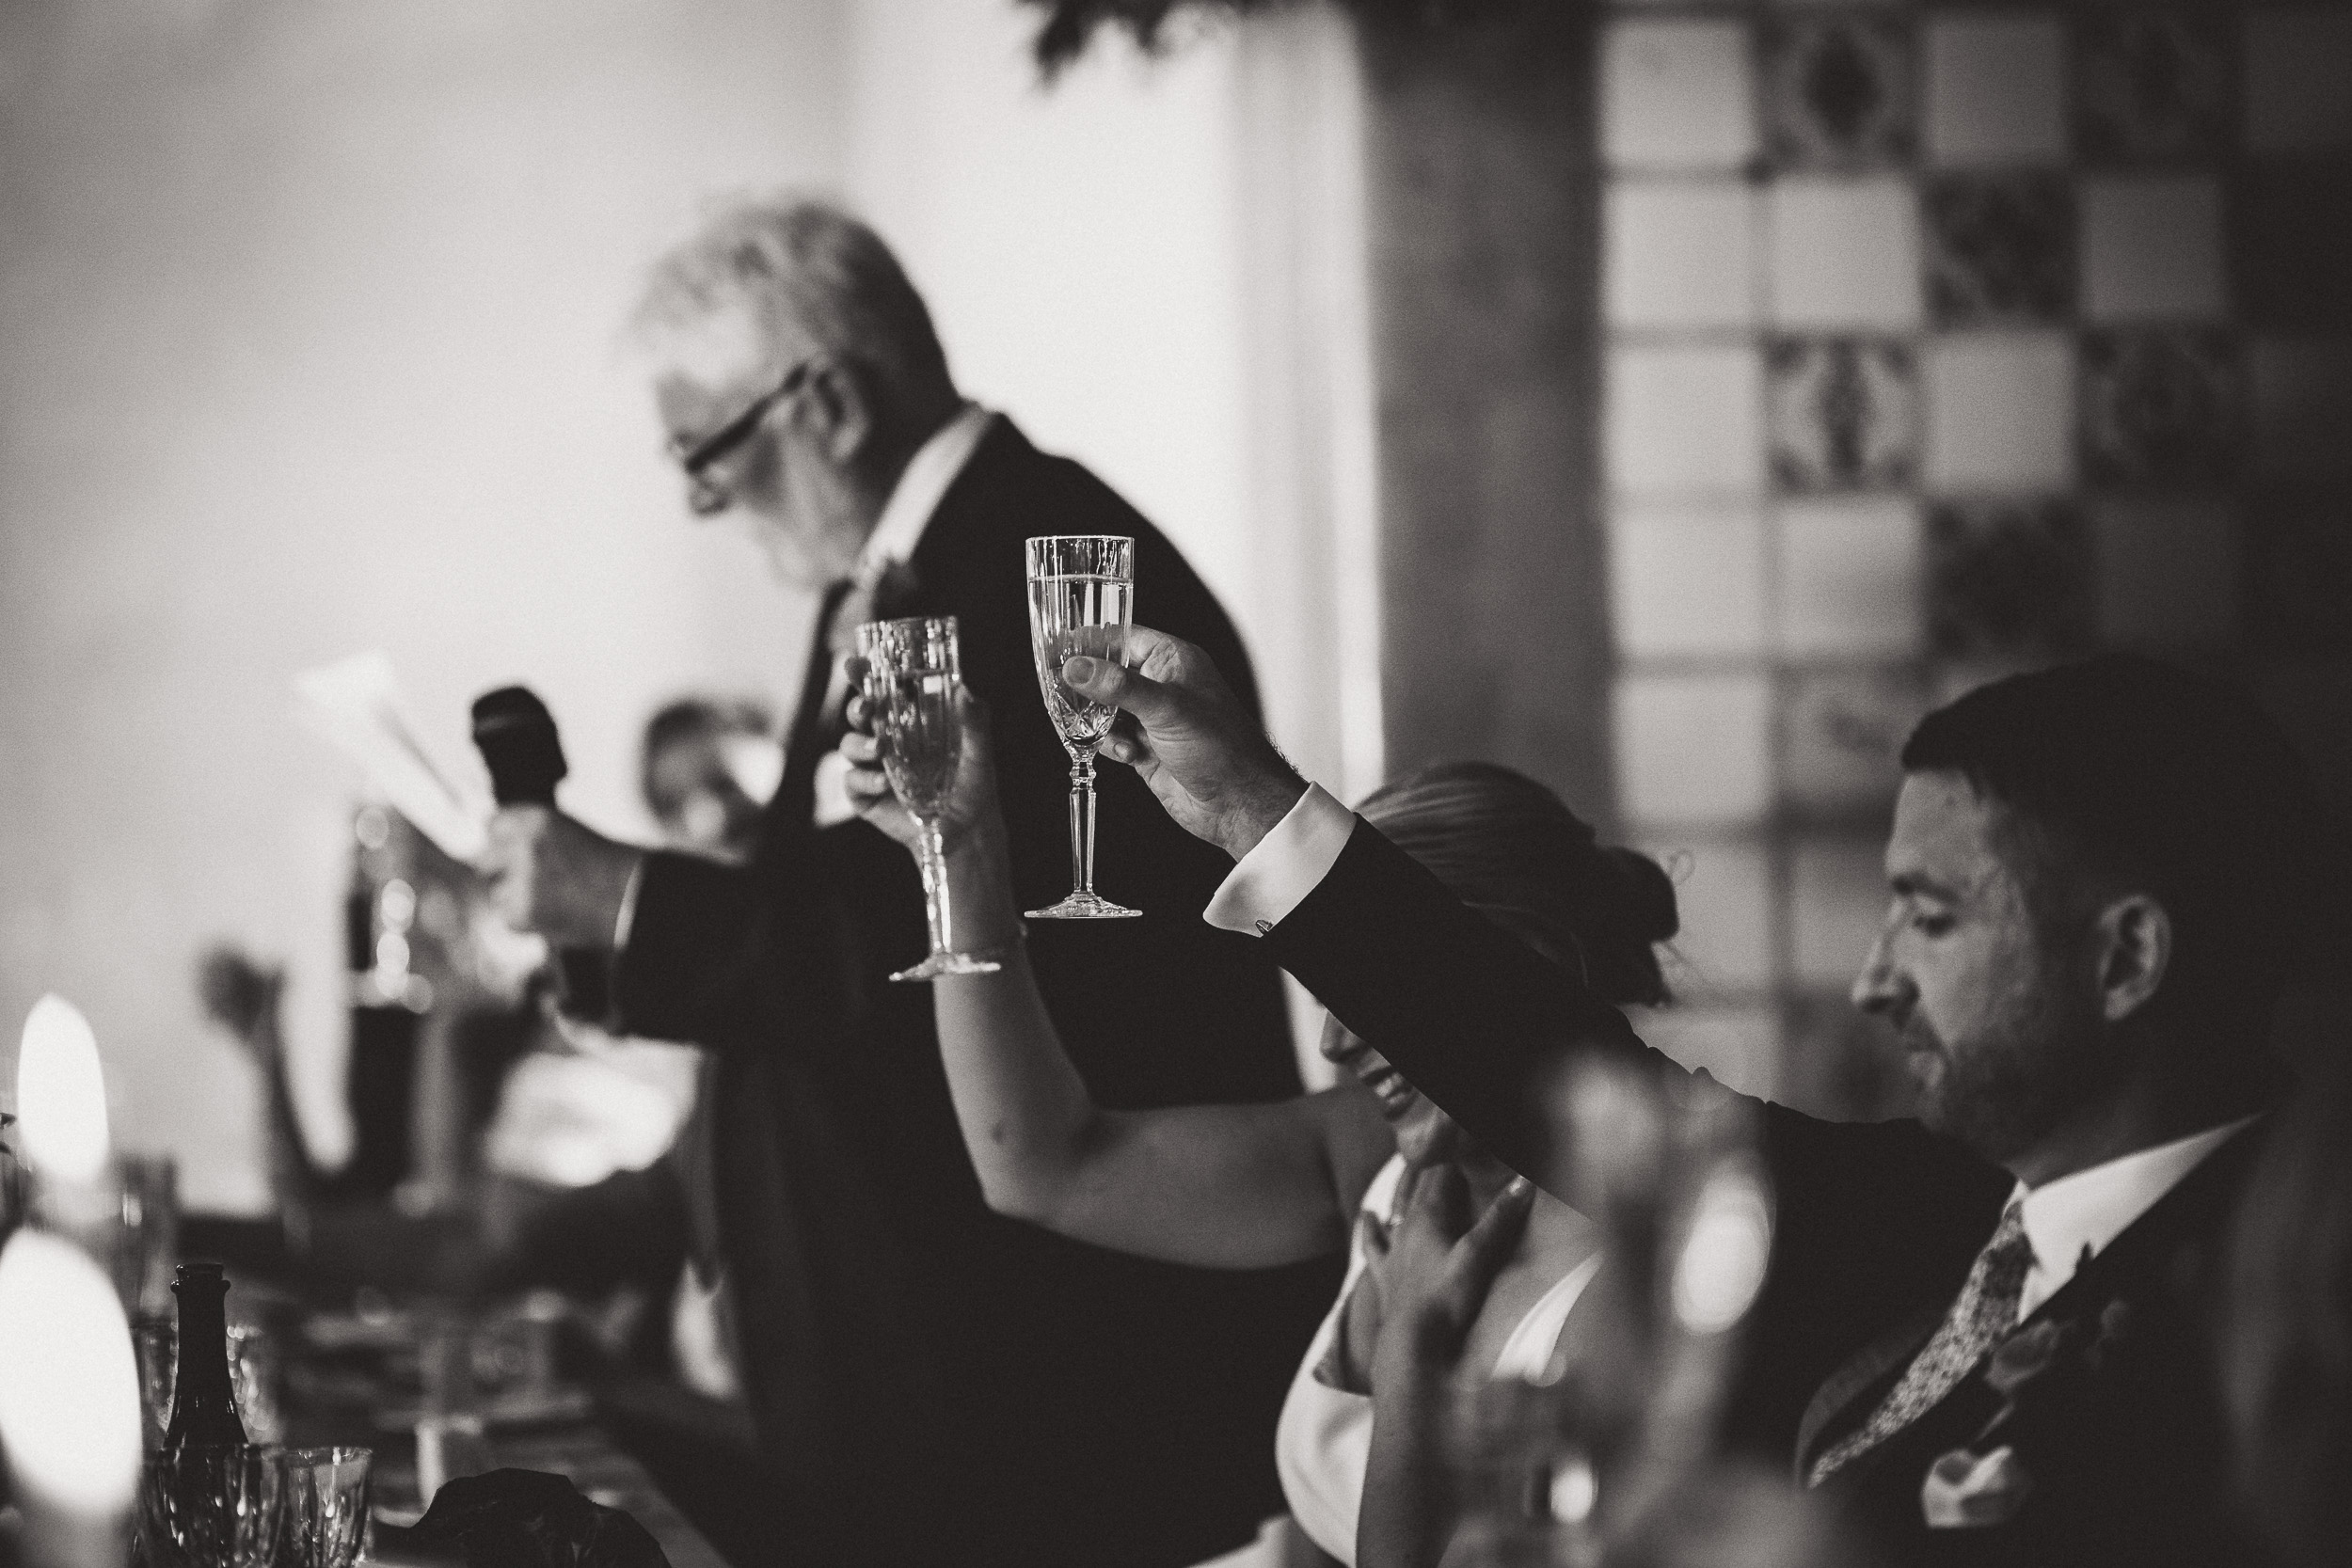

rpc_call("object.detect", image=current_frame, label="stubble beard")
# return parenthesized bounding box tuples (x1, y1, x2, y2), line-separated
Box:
(1907, 1001, 2110, 1168)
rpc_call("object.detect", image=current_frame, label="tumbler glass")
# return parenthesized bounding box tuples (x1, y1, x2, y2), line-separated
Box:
(271, 1447, 373, 1568)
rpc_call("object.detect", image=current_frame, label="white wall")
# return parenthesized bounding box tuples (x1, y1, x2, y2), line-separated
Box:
(843, 0, 1257, 643)
(0, 0, 846, 1208)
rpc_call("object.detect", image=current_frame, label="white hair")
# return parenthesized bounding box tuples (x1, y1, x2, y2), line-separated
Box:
(635, 197, 956, 417)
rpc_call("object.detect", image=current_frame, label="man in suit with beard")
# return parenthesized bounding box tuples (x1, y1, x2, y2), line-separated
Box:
(1052, 631, 2328, 1566)
(487, 199, 1333, 1568)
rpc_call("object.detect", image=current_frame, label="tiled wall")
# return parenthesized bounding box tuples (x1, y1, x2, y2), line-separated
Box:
(1597, 4, 2352, 1116)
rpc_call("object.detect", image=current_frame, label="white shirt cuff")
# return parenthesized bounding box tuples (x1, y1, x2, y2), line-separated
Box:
(1204, 784, 1355, 937)
(612, 859, 645, 951)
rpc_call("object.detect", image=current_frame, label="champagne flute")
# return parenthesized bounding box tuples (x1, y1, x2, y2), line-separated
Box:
(856, 617, 1004, 982)
(1025, 536, 1140, 920)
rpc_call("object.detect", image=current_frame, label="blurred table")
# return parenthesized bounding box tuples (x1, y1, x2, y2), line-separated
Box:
(265, 1296, 729, 1568)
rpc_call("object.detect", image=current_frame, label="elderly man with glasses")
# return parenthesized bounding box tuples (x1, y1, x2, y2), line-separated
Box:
(485, 198, 1330, 1568)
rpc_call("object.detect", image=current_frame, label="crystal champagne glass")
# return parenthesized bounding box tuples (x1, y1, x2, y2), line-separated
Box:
(857, 617, 1004, 981)
(1025, 536, 1140, 920)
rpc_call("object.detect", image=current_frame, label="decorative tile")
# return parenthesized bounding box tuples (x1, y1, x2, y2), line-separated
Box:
(1602, 20, 1758, 172)
(2091, 497, 2240, 649)
(2244, 9, 2352, 153)
(2232, 163, 2352, 333)
(1634, 1004, 1782, 1103)
(2246, 487, 2352, 655)
(1791, 836, 1888, 990)
(1924, 173, 2075, 327)
(1762, 11, 1915, 171)
(1767, 337, 1918, 491)
(1927, 498, 2095, 662)
(2078, 329, 2245, 488)
(1632, 834, 1775, 993)
(1606, 182, 1760, 330)
(1607, 344, 1765, 498)
(1608, 506, 1770, 660)
(1614, 672, 1775, 829)
(2250, 337, 2352, 483)
(1923, 333, 2075, 493)
(1777, 497, 1924, 657)
(1779, 666, 1931, 823)
(1923, 15, 2066, 166)
(1767, 178, 1922, 329)
(2073, 12, 2233, 166)
(2080, 175, 2228, 323)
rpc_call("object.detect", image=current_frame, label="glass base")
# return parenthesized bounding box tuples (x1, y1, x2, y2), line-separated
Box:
(890, 952, 1006, 984)
(1025, 892, 1142, 921)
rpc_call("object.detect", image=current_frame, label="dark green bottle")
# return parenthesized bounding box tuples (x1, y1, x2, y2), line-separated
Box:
(162, 1262, 247, 1450)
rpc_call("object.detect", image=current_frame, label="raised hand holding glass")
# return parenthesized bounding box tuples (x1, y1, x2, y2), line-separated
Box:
(856, 617, 1003, 982)
(1025, 536, 1139, 919)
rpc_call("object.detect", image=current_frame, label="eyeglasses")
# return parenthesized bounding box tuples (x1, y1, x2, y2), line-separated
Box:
(667, 360, 812, 516)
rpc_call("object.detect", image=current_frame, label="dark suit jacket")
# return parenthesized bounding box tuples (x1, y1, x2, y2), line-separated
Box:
(1258, 817, 2264, 1567)
(607, 420, 1338, 1568)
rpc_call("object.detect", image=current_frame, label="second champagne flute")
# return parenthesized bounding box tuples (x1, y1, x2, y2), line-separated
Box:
(857, 617, 1004, 981)
(1025, 535, 1139, 920)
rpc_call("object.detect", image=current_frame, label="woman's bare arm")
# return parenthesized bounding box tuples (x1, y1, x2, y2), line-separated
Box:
(846, 685, 1393, 1270)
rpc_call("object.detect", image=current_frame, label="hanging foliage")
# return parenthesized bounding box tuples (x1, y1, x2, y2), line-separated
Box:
(1020, 0, 1535, 73)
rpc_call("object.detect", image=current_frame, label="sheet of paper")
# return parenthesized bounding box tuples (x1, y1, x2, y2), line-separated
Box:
(294, 651, 489, 863)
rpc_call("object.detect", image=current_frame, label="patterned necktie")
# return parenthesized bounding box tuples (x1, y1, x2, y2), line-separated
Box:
(1809, 1200, 2034, 1486)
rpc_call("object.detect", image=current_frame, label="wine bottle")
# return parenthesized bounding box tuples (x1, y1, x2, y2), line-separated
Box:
(162, 1262, 248, 1451)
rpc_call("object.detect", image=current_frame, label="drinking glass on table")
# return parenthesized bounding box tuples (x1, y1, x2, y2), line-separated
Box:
(856, 616, 1004, 982)
(271, 1447, 373, 1568)
(1024, 535, 1139, 920)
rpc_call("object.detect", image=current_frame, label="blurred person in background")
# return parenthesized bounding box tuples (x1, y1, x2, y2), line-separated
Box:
(485, 198, 1329, 1568)
(483, 695, 783, 1398)
(485, 696, 778, 1203)
(637, 696, 780, 863)
(1049, 634, 2326, 1568)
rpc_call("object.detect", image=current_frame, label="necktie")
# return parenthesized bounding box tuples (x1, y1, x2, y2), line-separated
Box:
(772, 577, 857, 822)
(1809, 1200, 2034, 1486)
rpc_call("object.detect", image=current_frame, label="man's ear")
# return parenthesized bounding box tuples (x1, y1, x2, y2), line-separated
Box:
(801, 356, 874, 465)
(2094, 893, 2172, 1023)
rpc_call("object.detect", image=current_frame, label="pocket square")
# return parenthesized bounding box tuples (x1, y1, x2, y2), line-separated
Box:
(1921, 1444, 2034, 1529)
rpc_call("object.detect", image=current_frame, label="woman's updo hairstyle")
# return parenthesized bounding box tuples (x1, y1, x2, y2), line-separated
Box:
(1356, 761, 1677, 1008)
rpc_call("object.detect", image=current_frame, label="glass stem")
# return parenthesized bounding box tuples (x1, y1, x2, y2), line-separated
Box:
(1067, 752, 1098, 898)
(917, 817, 953, 957)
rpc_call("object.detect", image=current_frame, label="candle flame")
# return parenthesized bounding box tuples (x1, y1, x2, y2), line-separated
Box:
(0, 1230, 143, 1513)
(1671, 1164, 1774, 1336)
(17, 995, 111, 1183)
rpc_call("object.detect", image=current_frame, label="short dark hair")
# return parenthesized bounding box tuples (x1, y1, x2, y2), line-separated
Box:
(1901, 654, 2325, 1017)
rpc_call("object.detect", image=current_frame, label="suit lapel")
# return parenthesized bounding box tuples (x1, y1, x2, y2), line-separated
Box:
(1798, 1118, 2266, 1489)
(1794, 1300, 1944, 1481)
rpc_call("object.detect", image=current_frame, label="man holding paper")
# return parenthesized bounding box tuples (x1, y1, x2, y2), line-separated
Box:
(484, 199, 1328, 1568)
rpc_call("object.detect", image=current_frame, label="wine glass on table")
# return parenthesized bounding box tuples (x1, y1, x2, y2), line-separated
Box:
(1025, 535, 1140, 920)
(856, 616, 1004, 982)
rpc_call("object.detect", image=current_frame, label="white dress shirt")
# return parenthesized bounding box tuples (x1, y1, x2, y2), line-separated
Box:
(1203, 783, 1360, 937)
(2010, 1115, 2255, 1321)
(808, 403, 998, 826)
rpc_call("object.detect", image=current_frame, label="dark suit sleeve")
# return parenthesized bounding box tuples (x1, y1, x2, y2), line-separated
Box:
(611, 849, 765, 1047)
(1266, 818, 2005, 1250)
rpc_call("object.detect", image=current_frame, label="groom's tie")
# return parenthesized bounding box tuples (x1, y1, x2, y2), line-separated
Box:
(1809, 1199, 2033, 1485)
